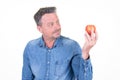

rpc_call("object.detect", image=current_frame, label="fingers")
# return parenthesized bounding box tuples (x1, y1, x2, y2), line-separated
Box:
(85, 31, 91, 42)
(83, 28, 98, 51)
(84, 30, 98, 45)
(91, 30, 95, 40)
(95, 30, 98, 41)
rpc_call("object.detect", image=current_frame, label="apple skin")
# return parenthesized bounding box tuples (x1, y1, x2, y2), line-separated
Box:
(85, 25, 96, 35)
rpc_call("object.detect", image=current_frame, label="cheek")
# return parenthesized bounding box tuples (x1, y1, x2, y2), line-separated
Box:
(43, 29, 53, 35)
(41, 26, 55, 35)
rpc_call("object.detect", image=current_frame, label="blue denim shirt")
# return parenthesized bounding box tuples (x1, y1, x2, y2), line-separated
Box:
(22, 36, 93, 80)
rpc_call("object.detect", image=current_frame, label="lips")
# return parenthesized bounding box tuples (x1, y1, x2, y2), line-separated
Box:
(53, 29, 61, 34)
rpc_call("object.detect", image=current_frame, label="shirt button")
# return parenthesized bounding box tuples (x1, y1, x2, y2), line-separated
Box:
(48, 50, 51, 52)
(47, 61, 50, 64)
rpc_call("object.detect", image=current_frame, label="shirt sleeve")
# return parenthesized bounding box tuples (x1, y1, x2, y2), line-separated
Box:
(71, 42, 93, 80)
(22, 43, 34, 80)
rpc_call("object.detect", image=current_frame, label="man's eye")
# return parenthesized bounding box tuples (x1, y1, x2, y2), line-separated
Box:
(48, 22, 54, 27)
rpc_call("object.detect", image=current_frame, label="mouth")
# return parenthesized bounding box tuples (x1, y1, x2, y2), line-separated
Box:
(54, 29, 61, 34)
(53, 29, 61, 36)
(55, 31, 61, 35)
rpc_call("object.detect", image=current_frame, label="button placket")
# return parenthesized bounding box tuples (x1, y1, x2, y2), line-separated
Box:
(46, 49, 51, 78)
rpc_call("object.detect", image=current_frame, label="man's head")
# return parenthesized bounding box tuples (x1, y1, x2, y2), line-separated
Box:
(34, 7, 61, 40)
(34, 7, 56, 26)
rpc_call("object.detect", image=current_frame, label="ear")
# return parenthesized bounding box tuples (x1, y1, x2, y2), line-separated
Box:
(37, 26, 43, 33)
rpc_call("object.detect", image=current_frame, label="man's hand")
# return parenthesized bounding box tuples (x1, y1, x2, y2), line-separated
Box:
(82, 30, 98, 60)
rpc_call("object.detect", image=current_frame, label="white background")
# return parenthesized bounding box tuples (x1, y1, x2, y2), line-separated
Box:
(0, 0, 120, 80)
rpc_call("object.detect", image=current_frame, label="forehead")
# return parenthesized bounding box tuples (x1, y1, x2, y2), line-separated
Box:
(41, 13, 58, 22)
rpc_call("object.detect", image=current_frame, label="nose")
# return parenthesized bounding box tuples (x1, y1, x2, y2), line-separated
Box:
(54, 22, 61, 30)
(56, 25, 61, 30)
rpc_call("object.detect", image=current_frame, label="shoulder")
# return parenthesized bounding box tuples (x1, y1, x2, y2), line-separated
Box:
(26, 37, 41, 47)
(60, 36, 80, 47)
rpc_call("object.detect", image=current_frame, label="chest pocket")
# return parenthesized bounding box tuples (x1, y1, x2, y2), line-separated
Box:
(54, 58, 71, 77)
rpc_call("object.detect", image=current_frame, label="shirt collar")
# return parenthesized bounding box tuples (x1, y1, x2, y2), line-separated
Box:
(39, 36, 45, 47)
(39, 35, 63, 48)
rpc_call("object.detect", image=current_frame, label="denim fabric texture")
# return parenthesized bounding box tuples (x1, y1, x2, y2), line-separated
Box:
(22, 36, 92, 80)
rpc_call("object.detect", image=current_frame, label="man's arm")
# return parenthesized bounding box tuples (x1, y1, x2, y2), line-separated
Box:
(72, 54, 93, 80)
(22, 44, 34, 80)
(72, 31, 98, 80)
(82, 30, 98, 60)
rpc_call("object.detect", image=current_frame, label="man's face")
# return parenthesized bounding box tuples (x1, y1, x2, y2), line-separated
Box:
(38, 13, 61, 40)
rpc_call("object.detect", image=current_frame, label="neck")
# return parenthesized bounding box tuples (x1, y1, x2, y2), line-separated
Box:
(43, 37, 56, 48)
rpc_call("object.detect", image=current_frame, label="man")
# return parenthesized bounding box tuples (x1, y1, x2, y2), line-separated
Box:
(22, 7, 98, 80)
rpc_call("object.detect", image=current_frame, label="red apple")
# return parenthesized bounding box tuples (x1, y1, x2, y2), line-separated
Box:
(85, 25, 96, 35)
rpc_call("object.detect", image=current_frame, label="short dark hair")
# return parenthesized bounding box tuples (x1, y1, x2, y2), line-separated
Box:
(34, 7, 56, 26)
